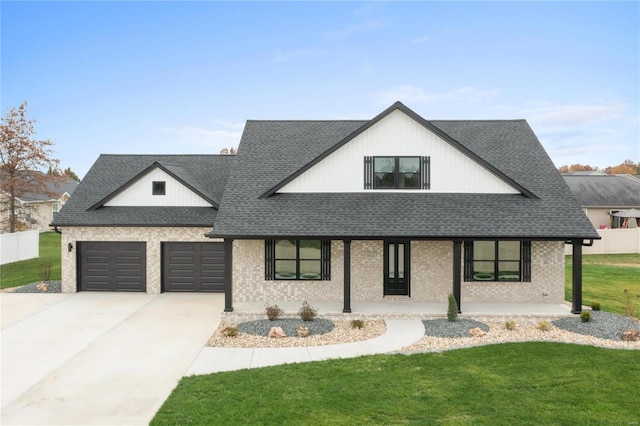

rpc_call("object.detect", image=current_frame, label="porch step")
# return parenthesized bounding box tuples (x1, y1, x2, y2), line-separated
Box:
(382, 296, 412, 302)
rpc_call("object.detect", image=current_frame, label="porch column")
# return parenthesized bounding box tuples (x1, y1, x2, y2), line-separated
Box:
(224, 238, 233, 312)
(343, 239, 352, 313)
(452, 240, 462, 313)
(571, 239, 583, 314)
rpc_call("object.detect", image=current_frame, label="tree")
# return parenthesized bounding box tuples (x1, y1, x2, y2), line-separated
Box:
(0, 101, 61, 232)
(557, 163, 596, 173)
(605, 159, 639, 175)
(219, 147, 236, 155)
(62, 167, 80, 182)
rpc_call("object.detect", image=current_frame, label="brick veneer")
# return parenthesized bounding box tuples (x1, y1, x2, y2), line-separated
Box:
(60, 226, 221, 294)
(232, 240, 565, 304)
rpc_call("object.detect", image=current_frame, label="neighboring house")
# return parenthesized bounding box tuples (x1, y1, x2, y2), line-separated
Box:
(52, 102, 598, 313)
(1, 175, 78, 233)
(562, 174, 640, 229)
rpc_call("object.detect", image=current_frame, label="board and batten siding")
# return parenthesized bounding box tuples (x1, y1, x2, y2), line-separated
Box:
(278, 109, 520, 194)
(104, 168, 212, 207)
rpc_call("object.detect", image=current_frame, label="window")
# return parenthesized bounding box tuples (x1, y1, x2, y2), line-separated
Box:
(464, 241, 531, 282)
(52, 203, 60, 218)
(152, 181, 166, 196)
(364, 156, 430, 189)
(265, 240, 331, 280)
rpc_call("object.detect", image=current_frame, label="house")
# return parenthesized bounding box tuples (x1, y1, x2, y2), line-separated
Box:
(52, 102, 598, 313)
(1, 174, 78, 233)
(562, 173, 640, 229)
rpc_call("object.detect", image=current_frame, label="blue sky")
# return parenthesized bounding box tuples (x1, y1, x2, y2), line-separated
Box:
(2, 1, 638, 178)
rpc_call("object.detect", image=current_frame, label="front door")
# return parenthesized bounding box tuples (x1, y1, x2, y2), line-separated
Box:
(384, 240, 410, 296)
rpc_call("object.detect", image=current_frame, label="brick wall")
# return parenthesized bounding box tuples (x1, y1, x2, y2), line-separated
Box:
(60, 226, 220, 294)
(232, 239, 565, 305)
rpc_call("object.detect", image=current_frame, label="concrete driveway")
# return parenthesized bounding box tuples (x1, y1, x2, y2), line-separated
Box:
(1, 292, 223, 425)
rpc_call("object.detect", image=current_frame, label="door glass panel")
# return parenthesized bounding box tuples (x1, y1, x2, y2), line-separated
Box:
(397, 244, 404, 278)
(388, 244, 395, 278)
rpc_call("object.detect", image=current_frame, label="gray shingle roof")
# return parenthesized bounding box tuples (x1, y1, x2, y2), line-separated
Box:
(562, 175, 640, 207)
(52, 155, 233, 227)
(210, 103, 598, 240)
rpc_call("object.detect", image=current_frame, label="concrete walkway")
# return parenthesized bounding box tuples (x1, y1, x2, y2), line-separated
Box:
(187, 319, 426, 375)
(1, 292, 223, 426)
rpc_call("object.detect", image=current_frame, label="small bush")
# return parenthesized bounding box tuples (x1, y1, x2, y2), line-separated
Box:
(220, 326, 238, 337)
(298, 300, 318, 322)
(590, 301, 601, 311)
(265, 304, 284, 321)
(40, 262, 53, 283)
(537, 321, 552, 332)
(447, 293, 458, 322)
(580, 311, 592, 323)
(504, 320, 517, 331)
(350, 319, 365, 329)
(623, 289, 638, 319)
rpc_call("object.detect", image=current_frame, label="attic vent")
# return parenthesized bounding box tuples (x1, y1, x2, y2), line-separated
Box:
(152, 181, 166, 196)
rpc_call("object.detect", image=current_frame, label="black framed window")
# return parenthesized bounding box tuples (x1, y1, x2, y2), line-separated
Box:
(464, 241, 531, 282)
(365, 156, 429, 189)
(265, 240, 331, 280)
(152, 181, 166, 195)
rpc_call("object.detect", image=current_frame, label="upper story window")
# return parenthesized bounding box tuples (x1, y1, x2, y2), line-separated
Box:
(52, 202, 60, 218)
(364, 156, 430, 190)
(152, 181, 166, 195)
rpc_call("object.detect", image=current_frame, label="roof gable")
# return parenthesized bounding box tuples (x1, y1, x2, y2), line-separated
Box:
(52, 155, 233, 227)
(262, 102, 535, 198)
(91, 162, 216, 209)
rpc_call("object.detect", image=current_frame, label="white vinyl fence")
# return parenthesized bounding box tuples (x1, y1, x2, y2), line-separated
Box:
(565, 228, 640, 255)
(0, 230, 40, 265)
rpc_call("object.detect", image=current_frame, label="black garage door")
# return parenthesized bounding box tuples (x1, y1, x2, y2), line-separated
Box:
(78, 242, 146, 292)
(162, 242, 225, 292)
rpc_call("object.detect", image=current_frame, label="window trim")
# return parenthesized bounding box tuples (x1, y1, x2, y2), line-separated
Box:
(463, 240, 531, 282)
(265, 240, 331, 281)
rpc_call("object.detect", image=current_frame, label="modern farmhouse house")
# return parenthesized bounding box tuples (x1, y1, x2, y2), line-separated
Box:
(52, 102, 599, 314)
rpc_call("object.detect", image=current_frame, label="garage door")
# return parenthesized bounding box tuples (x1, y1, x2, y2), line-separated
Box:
(162, 242, 225, 292)
(78, 242, 146, 292)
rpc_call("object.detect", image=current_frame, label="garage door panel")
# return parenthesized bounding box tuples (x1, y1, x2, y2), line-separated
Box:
(78, 242, 146, 292)
(162, 242, 225, 292)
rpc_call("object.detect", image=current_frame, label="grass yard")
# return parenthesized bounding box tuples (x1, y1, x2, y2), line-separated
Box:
(151, 342, 640, 425)
(0, 231, 61, 289)
(566, 254, 640, 319)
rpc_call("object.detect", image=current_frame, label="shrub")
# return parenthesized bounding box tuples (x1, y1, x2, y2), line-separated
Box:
(590, 301, 601, 311)
(350, 319, 365, 329)
(40, 262, 53, 283)
(623, 289, 638, 319)
(265, 304, 284, 321)
(447, 293, 458, 322)
(580, 311, 592, 323)
(298, 300, 318, 322)
(220, 326, 238, 337)
(537, 321, 552, 332)
(504, 320, 517, 331)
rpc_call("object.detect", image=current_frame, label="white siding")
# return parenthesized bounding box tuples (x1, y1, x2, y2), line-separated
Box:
(105, 168, 212, 207)
(279, 110, 520, 194)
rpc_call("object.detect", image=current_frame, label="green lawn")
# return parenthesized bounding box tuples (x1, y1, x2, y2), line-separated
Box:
(151, 342, 640, 425)
(1, 231, 61, 289)
(566, 254, 640, 318)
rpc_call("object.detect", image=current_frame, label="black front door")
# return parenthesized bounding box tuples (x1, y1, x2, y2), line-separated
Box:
(384, 240, 410, 296)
